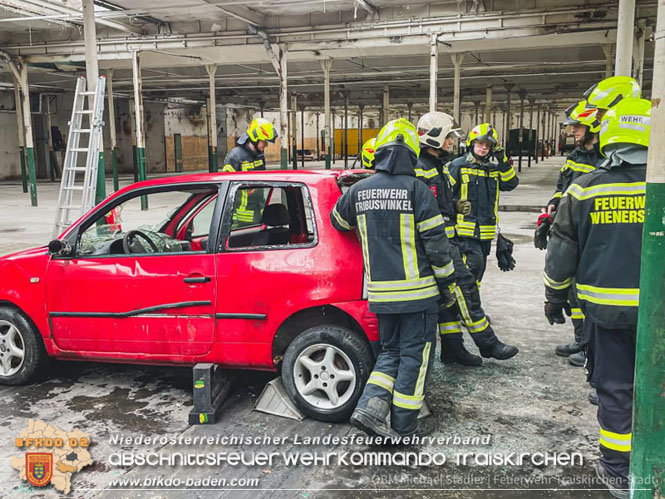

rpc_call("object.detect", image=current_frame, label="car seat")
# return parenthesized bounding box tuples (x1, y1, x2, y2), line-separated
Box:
(251, 204, 291, 246)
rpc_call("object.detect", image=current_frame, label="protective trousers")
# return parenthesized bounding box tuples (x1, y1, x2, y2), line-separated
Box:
(586, 319, 635, 482)
(458, 237, 492, 283)
(568, 286, 584, 344)
(355, 305, 438, 436)
(438, 241, 496, 348)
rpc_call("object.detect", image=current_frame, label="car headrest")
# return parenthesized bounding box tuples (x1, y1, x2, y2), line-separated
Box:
(262, 204, 289, 226)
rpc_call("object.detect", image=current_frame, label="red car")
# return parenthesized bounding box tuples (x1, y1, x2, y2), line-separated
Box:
(0, 170, 378, 422)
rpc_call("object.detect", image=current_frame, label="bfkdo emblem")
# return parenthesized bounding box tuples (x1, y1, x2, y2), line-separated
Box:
(26, 453, 53, 487)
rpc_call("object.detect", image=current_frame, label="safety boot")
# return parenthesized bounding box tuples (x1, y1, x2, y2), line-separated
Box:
(350, 397, 399, 439)
(555, 342, 584, 357)
(479, 341, 519, 360)
(568, 350, 585, 367)
(440, 340, 482, 366)
(588, 389, 598, 406)
(594, 462, 628, 499)
(398, 417, 436, 439)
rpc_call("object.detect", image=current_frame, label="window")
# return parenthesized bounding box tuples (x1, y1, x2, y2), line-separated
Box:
(225, 183, 316, 250)
(77, 187, 218, 256)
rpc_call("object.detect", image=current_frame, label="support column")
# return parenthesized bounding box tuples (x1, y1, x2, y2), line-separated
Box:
(107, 69, 119, 191)
(535, 104, 541, 164)
(429, 33, 438, 113)
(290, 93, 298, 170)
(332, 110, 336, 164)
(45, 96, 58, 181)
(407, 102, 413, 123)
(473, 101, 480, 125)
(541, 107, 547, 160)
(344, 94, 349, 169)
(633, 20, 647, 87)
(13, 81, 27, 193)
(451, 53, 464, 125)
(631, 3, 665, 496)
(206, 64, 218, 172)
(517, 89, 526, 172)
(83, 0, 106, 204)
(315, 112, 320, 159)
(615, 0, 636, 76)
(485, 86, 492, 123)
(18, 63, 37, 206)
(278, 47, 289, 168)
(300, 105, 305, 169)
(322, 59, 332, 170)
(132, 51, 147, 210)
(528, 98, 535, 168)
(259, 100, 265, 118)
(128, 99, 138, 182)
(358, 104, 364, 157)
(504, 84, 514, 149)
(382, 84, 390, 126)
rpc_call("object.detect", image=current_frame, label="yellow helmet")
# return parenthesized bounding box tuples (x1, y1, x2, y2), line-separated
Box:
(563, 100, 600, 133)
(584, 76, 641, 111)
(466, 123, 498, 147)
(247, 118, 278, 143)
(360, 138, 376, 169)
(599, 97, 651, 156)
(374, 118, 420, 159)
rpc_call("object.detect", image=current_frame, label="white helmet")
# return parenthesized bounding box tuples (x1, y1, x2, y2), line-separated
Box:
(417, 111, 465, 149)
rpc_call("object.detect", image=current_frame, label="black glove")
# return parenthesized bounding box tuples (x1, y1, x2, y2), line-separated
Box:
(534, 213, 553, 250)
(455, 199, 472, 215)
(544, 301, 571, 325)
(439, 283, 457, 309)
(493, 146, 508, 164)
(496, 233, 516, 272)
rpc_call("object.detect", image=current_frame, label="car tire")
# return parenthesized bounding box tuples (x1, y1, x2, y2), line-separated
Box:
(0, 307, 48, 386)
(282, 324, 373, 423)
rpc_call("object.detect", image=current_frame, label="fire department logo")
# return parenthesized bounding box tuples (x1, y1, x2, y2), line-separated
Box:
(429, 185, 438, 197)
(26, 453, 53, 487)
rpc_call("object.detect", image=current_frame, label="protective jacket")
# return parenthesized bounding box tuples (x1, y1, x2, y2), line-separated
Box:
(222, 134, 266, 223)
(415, 148, 457, 239)
(447, 152, 519, 240)
(331, 146, 455, 314)
(548, 142, 602, 208)
(544, 150, 645, 329)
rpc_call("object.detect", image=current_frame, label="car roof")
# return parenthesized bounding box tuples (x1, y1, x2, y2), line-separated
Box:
(114, 169, 368, 194)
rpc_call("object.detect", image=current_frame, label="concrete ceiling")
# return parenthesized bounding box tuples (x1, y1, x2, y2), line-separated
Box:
(0, 0, 657, 112)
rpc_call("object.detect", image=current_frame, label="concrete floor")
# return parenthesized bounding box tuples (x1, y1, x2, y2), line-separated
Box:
(1, 155, 612, 498)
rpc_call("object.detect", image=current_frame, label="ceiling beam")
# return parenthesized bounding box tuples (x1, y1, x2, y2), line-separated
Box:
(203, 1, 266, 27)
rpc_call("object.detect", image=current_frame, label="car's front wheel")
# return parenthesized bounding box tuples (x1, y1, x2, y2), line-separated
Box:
(0, 307, 48, 385)
(282, 324, 373, 422)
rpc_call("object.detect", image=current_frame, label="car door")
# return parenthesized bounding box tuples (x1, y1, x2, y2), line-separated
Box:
(45, 183, 225, 358)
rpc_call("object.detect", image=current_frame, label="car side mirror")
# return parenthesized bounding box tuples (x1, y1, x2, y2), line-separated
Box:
(48, 239, 73, 256)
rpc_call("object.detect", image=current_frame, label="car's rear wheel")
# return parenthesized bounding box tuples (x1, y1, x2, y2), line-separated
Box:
(0, 307, 48, 385)
(282, 324, 373, 422)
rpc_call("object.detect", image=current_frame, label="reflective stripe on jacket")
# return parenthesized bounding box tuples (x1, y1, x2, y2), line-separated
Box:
(548, 143, 602, 209)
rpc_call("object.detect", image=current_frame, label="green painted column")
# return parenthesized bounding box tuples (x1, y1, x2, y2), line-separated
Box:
(95, 151, 106, 205)
(25, 147, 37, 206)
(19, 147, 28, 193)
(174, 134, 183, 173)
(137, 147, 148, 210)
(210, 146, 218, 172)
(630, 5, 665, 495)
(132, 146, 139, 183)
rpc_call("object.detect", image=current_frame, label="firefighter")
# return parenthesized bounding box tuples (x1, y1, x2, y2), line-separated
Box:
(536, 101, 602, 367)
(330, 118, 457, 438)
(222, 118, 278, 224)
(415, 112, 519, 365)
(360, 137, 376, 169)
(447, 123, 519, 284)
(544, 97, 650, 497)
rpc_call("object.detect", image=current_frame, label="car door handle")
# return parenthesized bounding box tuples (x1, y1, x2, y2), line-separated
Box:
(184, 276, 211, 284)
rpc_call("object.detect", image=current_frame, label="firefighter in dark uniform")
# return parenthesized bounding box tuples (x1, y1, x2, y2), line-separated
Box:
(330, 118, 457, 438)
(415, 112, 519, 365)
(447, 124, 519, 284)
(544, 97, 650, 498)
(222, 118, 277, 224)
(535, 101, 602, 367)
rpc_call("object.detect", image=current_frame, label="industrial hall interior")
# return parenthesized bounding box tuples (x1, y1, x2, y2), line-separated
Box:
(0, 0, 663, 498)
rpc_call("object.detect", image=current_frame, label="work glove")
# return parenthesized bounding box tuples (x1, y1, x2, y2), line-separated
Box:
(544, 301, 571, 325)
(534, 213, 553, 250)
(439, 283, 457, 309)
(496, 233, 516, 271)
(455, 199, 472, 215)
(493, 146, 508, 164)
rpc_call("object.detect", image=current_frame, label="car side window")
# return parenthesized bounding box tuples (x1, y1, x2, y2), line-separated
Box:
(225, 183, 316, 250)
(77, 187, 218, 257)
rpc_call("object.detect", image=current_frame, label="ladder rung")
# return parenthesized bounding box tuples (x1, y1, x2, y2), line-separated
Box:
(60, 205, 82, 210)
(73, 129, 91, 133)
(65, 186, 85, 191)
(71, 148, 88, 152)
(68, 167, 88, 172)
(76, 110, 94, 114)
(80, 91, 95, 95)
